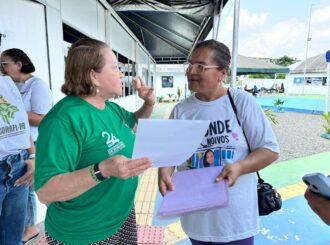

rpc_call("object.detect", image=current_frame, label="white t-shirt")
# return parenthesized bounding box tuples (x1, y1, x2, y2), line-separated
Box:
(170, 88, 279, 242)
(15, 76, 52, 141)
(0, 76, 30, 160)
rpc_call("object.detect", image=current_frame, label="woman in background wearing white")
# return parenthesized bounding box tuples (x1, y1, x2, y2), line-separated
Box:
(1, 48, 52, 243)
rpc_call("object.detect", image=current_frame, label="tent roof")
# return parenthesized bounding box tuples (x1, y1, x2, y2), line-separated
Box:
(237, 55, 289, 74)
(108, 0, 228, 64)
(290, 53, 327, 74)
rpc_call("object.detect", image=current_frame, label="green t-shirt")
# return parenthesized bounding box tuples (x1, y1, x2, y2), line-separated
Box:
(35, 96, 137, 244)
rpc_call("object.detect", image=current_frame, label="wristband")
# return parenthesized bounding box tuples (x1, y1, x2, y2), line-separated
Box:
(93, 163, 108, 181)
(89, 163, 108, 183)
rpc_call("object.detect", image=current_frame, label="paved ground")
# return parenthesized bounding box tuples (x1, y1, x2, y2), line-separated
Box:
(28, 101, 330, 244)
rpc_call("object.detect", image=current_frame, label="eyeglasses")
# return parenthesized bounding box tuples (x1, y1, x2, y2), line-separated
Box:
(183, 62, 220, 74)
(0, 61, 15, 68)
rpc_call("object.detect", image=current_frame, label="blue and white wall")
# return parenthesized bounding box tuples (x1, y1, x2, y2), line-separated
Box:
(288, 72, 328, 95)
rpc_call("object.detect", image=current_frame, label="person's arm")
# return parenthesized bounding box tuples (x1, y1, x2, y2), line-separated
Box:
(158, 166, 175, 196)
(305, 188, 330, 225)
(15, 136, 35, 186)
(215, 148, 278, 186)
(36, 155, 152, 204)
(216, 91, 279, 186)
(28, 78, 52, 126)
(27, 111, 45, 126)
(133, 77, 155, 121)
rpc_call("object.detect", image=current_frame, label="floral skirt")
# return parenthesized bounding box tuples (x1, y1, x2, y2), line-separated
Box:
(45, 208, 137, 245)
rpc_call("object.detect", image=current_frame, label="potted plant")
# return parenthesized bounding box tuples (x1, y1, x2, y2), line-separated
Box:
(320, 113, 330, 139)
(177, 87, 182, 101)
(167, 93, 174, 102)
(157, 96, 164, 103)
(273, 99, 285, 112)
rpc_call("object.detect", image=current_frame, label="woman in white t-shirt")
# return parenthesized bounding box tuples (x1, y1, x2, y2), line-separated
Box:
(0, 75, 35, 245)
(1, 48, 52, 243)
(158, 40, 279, 245)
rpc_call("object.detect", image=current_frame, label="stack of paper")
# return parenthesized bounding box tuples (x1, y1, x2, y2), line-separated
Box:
(157, 166, 229, 217)
(132, 119, 210, 167)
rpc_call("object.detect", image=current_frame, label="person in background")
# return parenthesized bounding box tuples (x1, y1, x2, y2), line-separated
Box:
(305, 183, 330, 225)
(158, 39, 279, 245)
(0, 75, 35, 245)
(34, 38, 154, 244)
(252, 85, 259, 97)
(1, 48, 53, 243)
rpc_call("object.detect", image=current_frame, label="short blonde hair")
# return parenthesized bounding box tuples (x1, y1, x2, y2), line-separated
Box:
(61, 38, 108, 96)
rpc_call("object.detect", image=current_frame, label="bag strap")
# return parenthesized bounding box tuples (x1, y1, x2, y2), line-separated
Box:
(227, 89, 263, 183)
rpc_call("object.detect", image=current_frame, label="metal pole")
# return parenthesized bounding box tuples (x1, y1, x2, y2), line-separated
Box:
(325, 50, 330, 114)
(213, 0, 223, 40)
(302, 4, 314, 95)
(326, 62, 330, 114)
(231, 0, 240, 88)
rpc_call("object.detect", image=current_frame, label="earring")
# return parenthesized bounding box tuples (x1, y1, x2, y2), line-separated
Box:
(96, 87, 100, 94)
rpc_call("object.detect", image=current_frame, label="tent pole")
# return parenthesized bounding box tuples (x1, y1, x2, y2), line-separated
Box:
(231, 0, 240, 88)
(213, 0, 223, 40)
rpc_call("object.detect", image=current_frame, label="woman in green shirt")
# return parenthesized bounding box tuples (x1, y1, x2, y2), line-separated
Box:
(34, 38, 154, 244)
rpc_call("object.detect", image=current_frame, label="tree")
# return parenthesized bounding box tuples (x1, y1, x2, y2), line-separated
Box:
(274, 55, 296, 67)
(248, 74, 274, 79)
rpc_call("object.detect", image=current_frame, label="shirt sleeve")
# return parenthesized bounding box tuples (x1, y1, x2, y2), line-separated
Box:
(30, 79, 53, 114)
(109, 102, 136, 129)
(234, 90, 280, 153)
(34, 118, 82, 191)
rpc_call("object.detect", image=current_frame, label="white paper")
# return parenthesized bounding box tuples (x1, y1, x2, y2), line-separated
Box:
(132, 119, 210, 167)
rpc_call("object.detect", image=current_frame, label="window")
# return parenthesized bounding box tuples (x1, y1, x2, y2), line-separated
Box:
(162, 76, 173, 88)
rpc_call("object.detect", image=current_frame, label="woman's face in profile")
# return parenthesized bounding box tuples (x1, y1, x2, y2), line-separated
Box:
(206, 151, 214, 165)
(93, 48, 124, 99)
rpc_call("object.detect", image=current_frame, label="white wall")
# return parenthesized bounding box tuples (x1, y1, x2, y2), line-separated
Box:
(0, 0, 50, 87)
(108, 15, 136, 61)
(241, 78, 285, 90)
(241, 73, 329, 96)
(61, 0, 105, 40)
(156, 65, 187, 100)
(288, 72, 328, 95)
(45, 4, 66, 103)
(113, 95, 144, 112)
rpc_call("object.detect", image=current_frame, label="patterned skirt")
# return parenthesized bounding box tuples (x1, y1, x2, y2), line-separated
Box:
(45, 208, 137, 245)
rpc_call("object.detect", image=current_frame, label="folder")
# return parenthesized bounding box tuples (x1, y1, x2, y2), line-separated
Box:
(157, 166, 229, 217)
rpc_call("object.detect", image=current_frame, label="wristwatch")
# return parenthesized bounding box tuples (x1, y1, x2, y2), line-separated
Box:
(93, 163, 107, 181)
